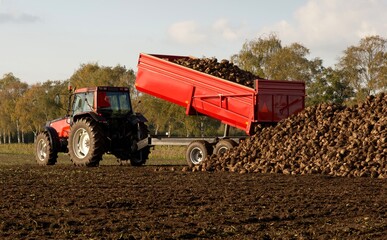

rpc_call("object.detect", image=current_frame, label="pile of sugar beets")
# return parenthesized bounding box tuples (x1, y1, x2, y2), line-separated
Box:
(173, 57, 387, 178)
(172, 57, 257, 88)
(197, 94, 386, 178)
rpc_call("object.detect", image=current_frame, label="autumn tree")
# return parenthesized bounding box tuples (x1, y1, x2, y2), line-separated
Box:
(136, 95, 170, 135)
(231, 34, 282, 78)
(265, 43, 323, 85)
(15, 80, 68, 139)
(69, 63, 136, 89)
(338, 35, 387, 102)
(231, 34, 322, 85)
(307, 67, 354, 105)
(0, 73, 28, 143)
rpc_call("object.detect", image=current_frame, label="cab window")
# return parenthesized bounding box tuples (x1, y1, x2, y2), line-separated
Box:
(72, 92, 94, 115)
(97, 91, 131, 113)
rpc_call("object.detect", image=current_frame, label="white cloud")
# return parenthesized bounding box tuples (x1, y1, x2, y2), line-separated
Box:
(0, 12, 40, 24)
(212, 18, 239, 41)
(168, 20, 207, 45)
(258, 0, 387, 66)
(168, 19, 245, 46)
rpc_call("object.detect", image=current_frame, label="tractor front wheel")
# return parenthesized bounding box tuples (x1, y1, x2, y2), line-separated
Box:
(35, 131, 57, 165)
(68, 119, 105, 166)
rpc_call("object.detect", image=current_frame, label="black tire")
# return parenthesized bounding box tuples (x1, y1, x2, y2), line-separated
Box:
(130, 149, 149, 166)
(35, 131, 57, 165)
(185, 140, 212, 167)
(130, 123, 151, 166)
(68, 119, 105, 167)
(214, 139, 237, 156)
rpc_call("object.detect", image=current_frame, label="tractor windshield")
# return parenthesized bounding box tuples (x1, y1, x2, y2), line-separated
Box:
(97, 91, 132, 115)
(72, 92, 94, 115)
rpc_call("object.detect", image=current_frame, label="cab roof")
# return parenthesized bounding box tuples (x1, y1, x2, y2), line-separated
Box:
(74, 86, 129, 93)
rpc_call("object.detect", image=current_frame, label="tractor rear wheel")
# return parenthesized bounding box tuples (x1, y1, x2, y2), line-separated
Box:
(130, 122, 150, 166)
(116, 122, 150, 166)
(35, 131, 57, 165)
(129, 149, 149, 166)
(68, 119, 105, 167)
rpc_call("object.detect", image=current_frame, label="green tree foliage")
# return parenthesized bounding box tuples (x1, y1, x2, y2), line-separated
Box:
(15, 81, 68, 137)
(0, 73, 28, 143)
(265, 43, 322, 84)
(230, 34, 386, 105)
(231, 34, 321, 85)
(231, 34, 282, 77)
(307, 67, 354, 105)
(338, 35, 387, 102)
(69, 63, 136, 90)
(136, 95, 171, 135)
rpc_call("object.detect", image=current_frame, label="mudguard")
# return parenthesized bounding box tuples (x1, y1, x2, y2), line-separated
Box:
(73, 112, 107, 124)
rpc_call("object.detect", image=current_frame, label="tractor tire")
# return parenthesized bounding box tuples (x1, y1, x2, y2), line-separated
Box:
(186, 140, 212, 167)
(68, 119, 105, 167)
(214, 139, 237, 156)
(130, 148, 150, 166)
(35, 131, 57, 165)
(130, 122, 151, 166)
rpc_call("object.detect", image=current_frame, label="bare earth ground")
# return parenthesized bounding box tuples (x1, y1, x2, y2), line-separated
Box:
(0, 162, 386, 239)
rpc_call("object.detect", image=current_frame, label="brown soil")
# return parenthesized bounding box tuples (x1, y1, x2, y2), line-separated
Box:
(0, 164, 386, 239)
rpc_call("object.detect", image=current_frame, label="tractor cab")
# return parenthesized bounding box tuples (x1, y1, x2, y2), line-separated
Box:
(70, 86, 133, 121)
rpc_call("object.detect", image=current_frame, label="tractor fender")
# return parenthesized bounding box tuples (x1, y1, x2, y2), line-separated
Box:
(44, 126, 60, 152)
(73, 112, 107, 124)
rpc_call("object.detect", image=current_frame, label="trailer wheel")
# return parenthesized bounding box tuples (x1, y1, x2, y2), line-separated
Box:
(68, 119, 105, 167)
(214, 139, 237, 156)
(35, 131, 57, 165)
(186, 140, 212, 167)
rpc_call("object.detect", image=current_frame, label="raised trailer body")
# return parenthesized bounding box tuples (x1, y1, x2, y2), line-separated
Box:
(136, 53, 305, 135)
(135, 53, 305, 166)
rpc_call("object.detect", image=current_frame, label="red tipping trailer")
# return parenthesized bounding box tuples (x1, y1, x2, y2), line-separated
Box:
(136, 53, 305, 135)
(136, 53, 305, 166)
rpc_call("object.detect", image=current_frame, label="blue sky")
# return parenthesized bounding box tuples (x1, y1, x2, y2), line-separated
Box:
(1, 0, 386, 84)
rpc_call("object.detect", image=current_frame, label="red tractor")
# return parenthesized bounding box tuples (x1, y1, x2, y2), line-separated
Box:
(35, 86, 150, 166)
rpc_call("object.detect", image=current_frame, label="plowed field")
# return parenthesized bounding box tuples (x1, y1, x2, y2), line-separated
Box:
(1, 163, 386, 239)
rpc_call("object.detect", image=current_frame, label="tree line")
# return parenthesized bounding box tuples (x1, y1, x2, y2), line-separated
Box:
(0, 35, 385, 143)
